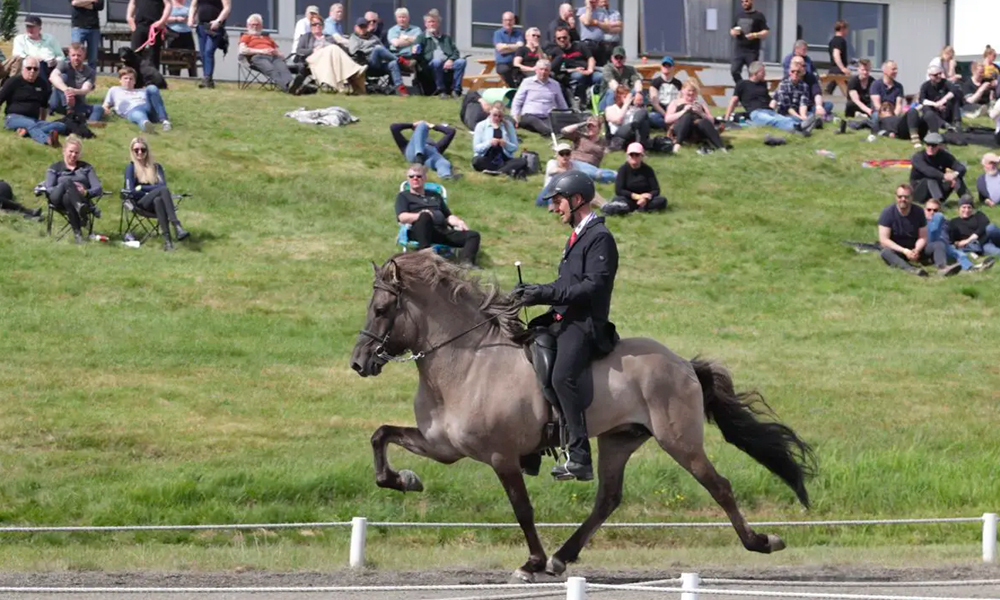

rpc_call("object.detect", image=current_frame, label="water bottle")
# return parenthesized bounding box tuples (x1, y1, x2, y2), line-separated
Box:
(122, 240, 141, 249)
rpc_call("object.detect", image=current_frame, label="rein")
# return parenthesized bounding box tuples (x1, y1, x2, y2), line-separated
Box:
(359, 280, 498, 364)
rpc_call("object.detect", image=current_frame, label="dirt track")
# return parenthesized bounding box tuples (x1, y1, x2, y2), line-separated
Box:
(3, 564, 1000, 599)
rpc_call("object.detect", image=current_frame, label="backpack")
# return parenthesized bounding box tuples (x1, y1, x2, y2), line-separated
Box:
(521, 150, 540, 175)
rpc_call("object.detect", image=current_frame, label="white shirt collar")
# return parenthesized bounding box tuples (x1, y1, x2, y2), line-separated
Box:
(573, 211, 595, 236)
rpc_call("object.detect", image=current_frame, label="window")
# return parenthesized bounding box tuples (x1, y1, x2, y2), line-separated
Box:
(641, 0, 686, 56)
(797, 0, 887, 65)
(107, 0, 128, 22)
(231, 0, 278, 30)
(471, 0, 622, 48)
(17, 0, 71, 16)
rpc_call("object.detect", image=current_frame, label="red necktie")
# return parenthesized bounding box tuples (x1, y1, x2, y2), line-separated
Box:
(569, 231, 578, 247)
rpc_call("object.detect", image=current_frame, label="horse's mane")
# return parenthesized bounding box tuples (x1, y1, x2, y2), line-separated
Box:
(383, 252, 530, 344)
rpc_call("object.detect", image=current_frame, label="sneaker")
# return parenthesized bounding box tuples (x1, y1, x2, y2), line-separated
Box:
(799, 113, 818, 134)
(140, 120, 153, 133)
(939, 263, 962, 277)
(550, 460, 593, 481)
(451, 90, 461, 99)
(442, 173, 463, 181)
(198, 78, 208, 88)
(696, 146, 713, 155)
(972, 257, 997, 271)
(161, 120, 172, 132)
(396, 85, 410, 97)
(438, 92, 448, 100)
(207, 79, 215, 89)
(47, 130, 60, 147)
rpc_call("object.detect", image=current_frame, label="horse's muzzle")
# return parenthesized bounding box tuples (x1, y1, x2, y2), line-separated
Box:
(350, 349, 386, 377)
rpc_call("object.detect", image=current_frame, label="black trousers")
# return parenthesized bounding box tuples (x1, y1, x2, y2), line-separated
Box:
(606, 195, 667, 214)
(472, 149, 529, 177)
(731, 48, 758, 83)
(519, 114, 552, 136)
(673, 112, 724, 148)
(496, 62, 523, 88)
(49, 179, 89, 233)
(550, 319, 593, 465)
(906, 107, 947, 139)
(0, 181, 32, 214)
(460, 91, 487, 130)
(136, 187, 181, 236)
(612, 110, 651, 147)
(409, 212, 480, 265)
(131, 20, 163, 69)
(880, 243, 948, 270)
(912, 176, 969, 204)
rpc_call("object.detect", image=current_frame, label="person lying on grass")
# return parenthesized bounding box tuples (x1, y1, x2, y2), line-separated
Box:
(102, 66, 172, 133)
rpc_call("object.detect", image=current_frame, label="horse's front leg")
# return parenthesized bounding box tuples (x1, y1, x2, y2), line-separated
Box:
(371, 425, 460, 492)
(494, 465, 547, 583)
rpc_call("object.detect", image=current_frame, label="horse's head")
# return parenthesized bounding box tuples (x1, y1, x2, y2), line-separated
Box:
(351, 259, 415, 377)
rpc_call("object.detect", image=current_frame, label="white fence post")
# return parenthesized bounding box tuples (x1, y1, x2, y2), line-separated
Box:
(566, 576, 587, 600)
(984, 513, 998, 563)
(349, 517, 367, 568)
(681, 572, 700, 600)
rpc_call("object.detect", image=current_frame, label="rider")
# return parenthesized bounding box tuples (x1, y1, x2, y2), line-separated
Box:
(512, 170, 619, 481)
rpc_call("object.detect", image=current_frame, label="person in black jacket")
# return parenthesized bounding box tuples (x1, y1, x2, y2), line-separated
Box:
(602, 143, 667, 216)
(909, 132, 970, 204)
(44, 135, 103, 243)
(127, 0, 172, 69)
(949, 196, 1000, 256)
(512, 170, 620, 482)
(0, 180, 43, 219)
(389, 121, 458, 180)
(395, 164, 479, 265)
(913, 65, 957, 134)
(0, 57, 66, 147)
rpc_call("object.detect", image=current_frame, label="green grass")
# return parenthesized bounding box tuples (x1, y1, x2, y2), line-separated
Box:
(1, 78, 998, 571)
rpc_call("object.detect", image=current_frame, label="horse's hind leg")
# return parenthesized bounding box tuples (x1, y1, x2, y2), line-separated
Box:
(547, 428, 650, 576)
(371, 425, 460, 493)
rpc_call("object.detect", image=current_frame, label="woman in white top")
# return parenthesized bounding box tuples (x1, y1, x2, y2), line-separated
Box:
(928, 46, 961, 83)
(604, 85, 651, 149)
(537, 142, 606, 209)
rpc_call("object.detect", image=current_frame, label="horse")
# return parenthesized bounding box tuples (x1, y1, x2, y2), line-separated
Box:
(350, 252, 816, 582)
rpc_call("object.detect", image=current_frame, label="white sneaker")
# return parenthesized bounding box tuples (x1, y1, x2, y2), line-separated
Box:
(140, 120, 153, 133)
(161, 120, 172, 132)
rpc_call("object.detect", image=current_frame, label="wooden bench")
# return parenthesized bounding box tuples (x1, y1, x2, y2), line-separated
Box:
(160, 48, 199, 77)
(463, 73, 505, 91)
(699, 84, 732, 107)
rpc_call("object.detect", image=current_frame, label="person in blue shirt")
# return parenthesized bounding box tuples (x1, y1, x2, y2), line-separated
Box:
(323, 3, 347, 42)
(387, 7, 422, 60)
(493, 11, 525, 88)
(923, 199, 976, 271)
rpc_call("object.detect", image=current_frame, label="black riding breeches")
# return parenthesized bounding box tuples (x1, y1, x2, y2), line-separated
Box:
(551, 319, 594, 465)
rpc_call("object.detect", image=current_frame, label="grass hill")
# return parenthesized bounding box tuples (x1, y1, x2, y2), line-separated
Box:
(0, 78, 998, 571)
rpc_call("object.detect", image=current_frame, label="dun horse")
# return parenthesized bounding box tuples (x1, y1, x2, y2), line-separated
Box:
(350, 252, 816, 581)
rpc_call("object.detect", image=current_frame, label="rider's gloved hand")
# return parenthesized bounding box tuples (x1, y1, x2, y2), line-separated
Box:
(512, 283, 545, 306)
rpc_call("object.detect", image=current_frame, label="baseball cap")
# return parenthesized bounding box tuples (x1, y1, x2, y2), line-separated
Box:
(25, 15, 42, 26)
(355, 17, 369, 27)
(611, 46, 626, 59)
(626, 142, 644, 155)
(958, 196, 973, 206)
(923, 132, 945, 145)
(983, 152, 1000, 165)
(661, 56, 675, 66)
(306, 5, 320, 14)
(554, 142, 572, 154)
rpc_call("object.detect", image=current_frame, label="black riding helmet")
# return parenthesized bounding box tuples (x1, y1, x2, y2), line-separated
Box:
(542, 170, 595, 204)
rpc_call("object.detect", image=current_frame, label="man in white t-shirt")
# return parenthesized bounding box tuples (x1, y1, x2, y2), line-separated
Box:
(102, 66, 172, 132)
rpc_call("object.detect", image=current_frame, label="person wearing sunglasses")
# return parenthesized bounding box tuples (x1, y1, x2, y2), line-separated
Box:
(877, 183, 961, 277)
(124, 137, 190, 251)
(602, 143, 666, 216)
(395, 164, 480, 266)
(511, 27, 544, 88)
(909, 132, 969, 205)
(559, 116, 616, 183)
(0, 57, 65, 147)
(923, 199, 982, 272)
(291, 5, 322, 55)
(550, 26, 601, 111)
(914, 65, 957, 139)
(349, 16, 407, 96)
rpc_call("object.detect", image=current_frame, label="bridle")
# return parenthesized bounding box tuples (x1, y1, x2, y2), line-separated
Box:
(358, 278, 499, 364)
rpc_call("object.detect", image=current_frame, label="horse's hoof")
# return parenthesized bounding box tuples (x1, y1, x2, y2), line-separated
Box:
(767, 533, 786, 552)
(398, 469, 424, 492)
(545, 555, 566, 577)
(511, 568, 535, 584)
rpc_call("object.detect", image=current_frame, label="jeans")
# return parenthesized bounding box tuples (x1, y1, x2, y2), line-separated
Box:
(568, 71, 602, 106)
(649, 110, 666, 130)
(749, 109, 799, 132)
(963, 224, 1000, 256)
(429, 57, 467, 93)
(196, 24, 223, 80)
(404, 122, 452, 178)
(809, 100, 835, 117)
(947, 244, 975, 269)
(369, 47, 402, 86)
(49, 89, 105, 122)
(571, 160, 616, 183)
(71, 27, 101, 69)
(4, 114, 67, 145)
(124, 85, 169, 127)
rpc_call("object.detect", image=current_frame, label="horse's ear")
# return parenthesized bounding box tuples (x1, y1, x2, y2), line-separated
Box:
(371, 261, 380, 277)
(384, 259, 400, 285)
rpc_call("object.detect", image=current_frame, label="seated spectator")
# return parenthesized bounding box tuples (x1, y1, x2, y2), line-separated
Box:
(44, 134, 103, 244)
(961, 61, 997, 119)
(648, 56, 683, 130)
(415, 12, 466, 99)
(877, 183, 961, 277)
(49, 43, 104, 126)
(239, 14, 304, 95)
(512, 27, 545, 87)
(929, 46, 962, 84)
(560, 116, 616, 183)
(294, 17, 365, 93)
(365, 11, 388, 46)
(605, 86, 651, 149)
(949, 195, 1000, 258)
(787, 55, 832, 120)
(292, 5, 321, 54)
(978, 152, 1000, 206)
(845, 58, 874, 119)
(12, 15, 64, 81)
(102, 66, 172, 133)
(512, 60, 567, 136)
(663, 81, 725, 153)
(774, 59, 816, 126)
(390, 121, 457, 181)
(871, 60, 905, 116)
(983, 45, 999, 81)
(124, 137, 189, 251)
(598, 45, 641, 111)
(0, 179, 42, 219)
(915, 64, 957, 131)
(188, 0, 231, 88)
(723, 61, 816, 135)
(323, 3, 348, 43)
(872, 102, 921, 142)
(350, 17, 407, 96)
(472, 102, 528, 177)
(910, 132, 969, 204)
(493, 11, 524, 88)
(551, 26, 601, 110)
(602, 142, 667, 216)
(545, 3, 579, 55)
(395, 164, 480, 266)
(165, 0, 196, 78)
(537, 142, 608, 209)
(459, 88, 515, 130)
(387, 7, 422, 63)
(0, 58, 65, 147)
(781, 40, 816, 79)
(924, 199, 983, 271)
(577, 0, 612, 67)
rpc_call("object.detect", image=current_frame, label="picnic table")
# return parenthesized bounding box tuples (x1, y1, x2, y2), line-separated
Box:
(634, 63, 731, 106)
(463, 58, 507, 91)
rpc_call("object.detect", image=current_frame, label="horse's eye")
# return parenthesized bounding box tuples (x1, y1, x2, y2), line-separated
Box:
(374, 306, 387, 317)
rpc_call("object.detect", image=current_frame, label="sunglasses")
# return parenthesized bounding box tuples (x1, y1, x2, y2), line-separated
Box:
(407, 174, 424, 179)
(555, 36, 569, 40)
(133, 147, 147, 153)
(558, 151, 571, 156)
(925, 207, 939, 212)
(24, 66, 39, 71)
(613, 55, 625, 60)
(896, 194, 911, 199)
(367, 19, 378, 23)
(628, 152, 643, 157)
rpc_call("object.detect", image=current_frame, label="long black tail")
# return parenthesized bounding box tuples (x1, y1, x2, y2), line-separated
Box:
(692, 358, 817, 508)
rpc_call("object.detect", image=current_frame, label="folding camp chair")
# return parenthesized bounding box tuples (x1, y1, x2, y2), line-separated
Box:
(237, 55, 277, 91)
(35, 184, 109, 241)
(396, 180, 453, 258)
(548, 109, 592, 146)
(119, 189, 191, 243)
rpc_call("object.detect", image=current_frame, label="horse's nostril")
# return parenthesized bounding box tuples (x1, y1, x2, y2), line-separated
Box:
(351, 362, 364, 374)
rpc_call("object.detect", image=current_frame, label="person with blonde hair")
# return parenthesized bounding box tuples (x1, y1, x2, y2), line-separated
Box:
(124, 137, 188, 250)
(981, 46, 998, 81)
(44, 134, 103, 243)
(512, 27, 545, 87)
(663, 80, 725, 152)
(928, 46, 960, 83)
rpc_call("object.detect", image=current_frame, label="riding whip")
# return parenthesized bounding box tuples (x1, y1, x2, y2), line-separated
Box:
(515, 261, 528, 323)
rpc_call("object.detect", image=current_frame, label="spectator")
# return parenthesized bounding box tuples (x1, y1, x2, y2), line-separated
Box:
(916, 64, 957, 132)
(598, 0, 622, 50)
(323, 3, 347, 42)
(70, 0, 104, 70)
(663, 81, 725, 153)
(396, 164, 480, 266)
(576, 0, 612, 66)
(983, 45, 999, 81)
(723, 61, 816, 135)
(551, 26, 600, 111)
(962, 62, 997, 119)
(730, 0, 769, 83)
(978, 152, 1000, 206)
(0, 58, 64, 147)
(649, 56, 683, 130)
(910, 132, 969, 204)
(390, 121, 458, 181)
(164, 0, 196, 77)
(512, 27, 545, 86)
(605, 86, 652, 149)
(781, 40, 815, 77)
(929, 46, 961, 83)
(126, 0, 171, 69)
(44, 135, 103, 244)
(774, 59, 814, 126)
(0, 179, 43, 220)
(415, 12, 465, 99)
(350, 17, 408, 96)
(292, 5, 322, 54)
(188, 0, 231, 89)
(603, 142, 667, 216)
(845, 58, 874, 119)
(12, 15, 64, 81)
(950, 196, 1000, 258)
(511, 60, 568, 137)
(365, 11, 387, 46)
(387, 8, 422, 61)
(124, 136, 189, 251)
(537, 143, 609, 209)
(785, 50, 832, 119)
(459, 88, 515, 130)
(48, 43, 104, 126)
(560, 116, 617, 183)
(493, 11, 525, 88)
(598, 45, 641, 111)
(878, 183, 961, 277)
(871, 60, 905, 116)
(102, 66, 172, 132)
(826, 19, 849, 93)
(472, 102, 528, 177)
(546, 3, 579, 55)
(239, 14, 304, 95)
(294, 16, 365, 93)
(923, 198, 980, 271)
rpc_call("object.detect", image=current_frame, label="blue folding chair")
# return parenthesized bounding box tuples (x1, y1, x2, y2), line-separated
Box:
(396, 180, 453, 257)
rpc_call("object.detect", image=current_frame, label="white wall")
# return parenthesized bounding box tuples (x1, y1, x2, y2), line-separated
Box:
(952, 0, 1000, 58)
